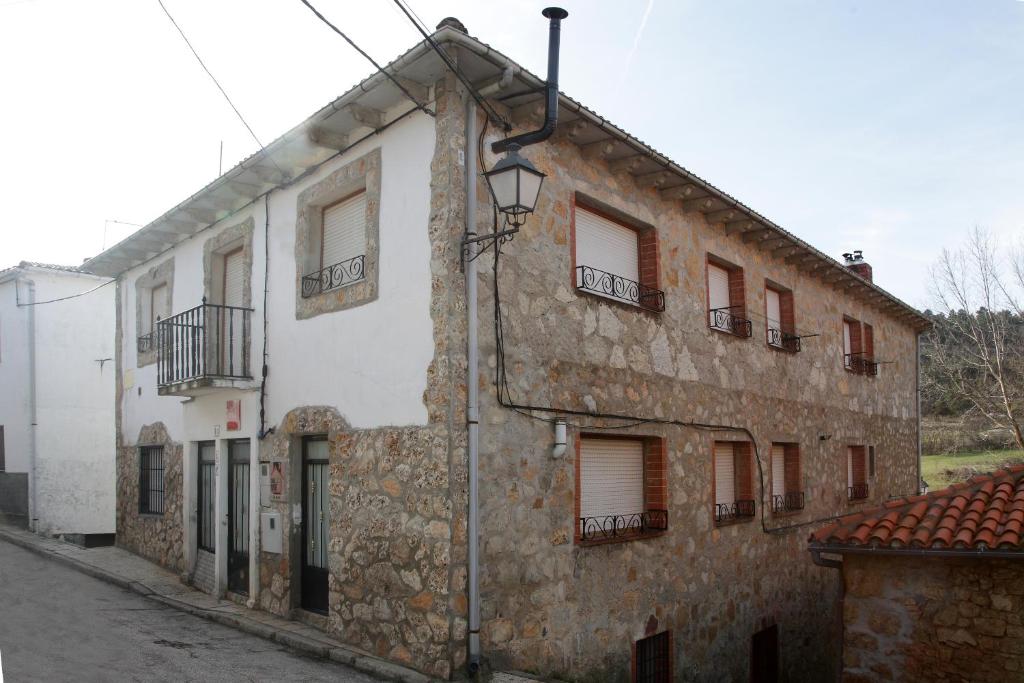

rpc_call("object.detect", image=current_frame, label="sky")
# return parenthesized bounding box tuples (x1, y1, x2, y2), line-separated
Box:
(1, 0, 1021, 309)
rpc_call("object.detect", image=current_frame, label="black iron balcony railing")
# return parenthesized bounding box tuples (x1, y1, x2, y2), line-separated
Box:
(767, 327, 801, 352)
(301, 255, 366, 298)
(848, 484, 869, 501)
(157, 300, 253, 387)
(137, 332, 154, 354)
(771, 491, 805, 513)
(709, 307, 753, 337)
(578, 509, 668, 542)
(715, 499, 756, 524)
(844, 352, 878, 376)
(575, 265, 665, 312)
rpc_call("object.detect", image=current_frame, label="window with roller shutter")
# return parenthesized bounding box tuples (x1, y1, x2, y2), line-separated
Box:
(576, 435, 667, 544)
(321, 191, 367, 275)
(706, 255, 750, 337)
(765, 284, 797, 351)
(770, 443, 803, 513)
(713, 441, 755, 524)
(572, 202, 663, 311)
(847, 445, 868, 500)
(842, 316, 878, 376)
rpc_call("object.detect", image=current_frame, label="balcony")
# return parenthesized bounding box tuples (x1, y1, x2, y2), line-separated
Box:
(767, 327, 801, 352)
(710, 307, 752, 337)
(157, 301, 254, 396)
(771, 491, 805, 513)
(578, 509, 668, 543)
(301, 255, 365, 298)
(848, 484, 869, 501)
(137, 332, 154, 354)
(575, 265, 665, 312)
(844, 352, 878, 376)
(715, 499, 756, 524)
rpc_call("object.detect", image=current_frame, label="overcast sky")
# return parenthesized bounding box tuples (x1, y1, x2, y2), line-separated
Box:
(1, 0, 1021, 308)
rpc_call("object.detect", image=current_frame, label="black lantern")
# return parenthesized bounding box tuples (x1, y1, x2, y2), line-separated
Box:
(482, 143, 545, 227)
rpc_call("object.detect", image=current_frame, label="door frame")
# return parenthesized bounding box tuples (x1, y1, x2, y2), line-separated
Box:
(300, 435, 330, 614)
(226, 438, 250, 595)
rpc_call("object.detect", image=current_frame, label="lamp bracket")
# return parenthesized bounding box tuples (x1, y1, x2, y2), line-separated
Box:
(461, 227, 520, 267)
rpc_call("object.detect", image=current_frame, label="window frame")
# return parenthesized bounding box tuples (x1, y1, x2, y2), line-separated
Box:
(318, 188, 368, 276)
(713, 440, 755, 525)
(633, 630, 673, 683)
(574, 433, 668, 546)
(764, 282, 797, 352)
(770, 442, 803, 514)
(134, 258, 174, 367)
(847, 445, 869, 501)
(139, 445, 166, 516)
(706, 254, 749, 338)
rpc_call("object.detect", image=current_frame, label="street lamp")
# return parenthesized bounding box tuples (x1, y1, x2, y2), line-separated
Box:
(482, 143, 546, 228)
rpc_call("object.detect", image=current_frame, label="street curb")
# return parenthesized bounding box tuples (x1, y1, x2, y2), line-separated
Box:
(0, 528, 436, 683)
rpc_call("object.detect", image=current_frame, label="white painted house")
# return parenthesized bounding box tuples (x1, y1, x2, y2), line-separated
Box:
(0, 262, 116, 541)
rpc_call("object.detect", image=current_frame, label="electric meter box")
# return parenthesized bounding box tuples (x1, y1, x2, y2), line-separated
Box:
(259, 462, 272, 506)
(261, 511, 282, 554)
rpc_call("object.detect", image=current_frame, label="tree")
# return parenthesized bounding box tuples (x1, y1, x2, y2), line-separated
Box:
(924, 228, 1024, 449)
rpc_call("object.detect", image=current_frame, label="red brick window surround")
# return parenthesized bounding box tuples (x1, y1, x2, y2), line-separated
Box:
(764, 283, 796, 351)
(571, 199, 663, 312)
(842, 316, 877, 376)
(633, 630, 672, 683)
(769, 443, 803, 513)
(575, 435, 668, 545)
(713, 440, 755, 524)
(847, 445, 869, 501)
(707, 255, 749, 337)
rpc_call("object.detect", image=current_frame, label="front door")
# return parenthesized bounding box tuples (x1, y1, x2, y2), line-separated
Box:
(301, 436, 329, 614)
(197, 442, 215, 553)
(227, 439, 250, 594)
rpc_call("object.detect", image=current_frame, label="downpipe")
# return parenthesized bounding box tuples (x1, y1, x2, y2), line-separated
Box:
(24, 278, 38, 532)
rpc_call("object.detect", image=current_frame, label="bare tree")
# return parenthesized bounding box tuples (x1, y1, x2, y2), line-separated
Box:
(926, 227, 1024, 449)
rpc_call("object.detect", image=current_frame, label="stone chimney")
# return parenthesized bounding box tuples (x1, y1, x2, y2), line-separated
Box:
(843, 250, 872, 282)
(436, 17, 467, 33)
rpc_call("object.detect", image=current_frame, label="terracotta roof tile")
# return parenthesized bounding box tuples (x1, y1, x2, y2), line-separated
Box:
(809, 465, 1024, 554)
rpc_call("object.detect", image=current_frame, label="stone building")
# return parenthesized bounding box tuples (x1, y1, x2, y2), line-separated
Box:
(82, 15, 929, 681)
(809, 465, 1024, 682)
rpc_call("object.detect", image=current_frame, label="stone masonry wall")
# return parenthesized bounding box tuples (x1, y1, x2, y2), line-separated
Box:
(467, 107, 922, 680)
(842, 554, 1024, 682)
(116, 421, 184, 574)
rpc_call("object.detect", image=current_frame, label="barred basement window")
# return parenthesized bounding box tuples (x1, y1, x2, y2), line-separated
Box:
(139, 446, 165, 515)
(634, 631, 671, 683)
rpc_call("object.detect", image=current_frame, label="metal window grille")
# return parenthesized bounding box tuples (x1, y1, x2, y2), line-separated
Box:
(636, 631, 671, 683)
(139, 446, 165, 515)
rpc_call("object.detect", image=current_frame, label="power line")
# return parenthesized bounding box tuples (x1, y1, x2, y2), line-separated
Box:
(16, 277, 115, 307)
(155, 0, 285, 175)
(391, 0, 510, 131)
(296, 0, 433, 116)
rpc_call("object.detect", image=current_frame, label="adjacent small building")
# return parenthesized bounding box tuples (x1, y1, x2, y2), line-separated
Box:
(809, 465, 1024, 682)
(0, 262, 116, 542)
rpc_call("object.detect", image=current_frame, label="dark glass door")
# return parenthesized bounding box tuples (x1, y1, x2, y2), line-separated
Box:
(301, 436, 329, 614)
(197, 442, 215, 553)
(227, 439, 250, 594)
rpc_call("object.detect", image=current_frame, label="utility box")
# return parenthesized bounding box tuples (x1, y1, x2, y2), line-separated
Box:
(260, 511, 282, 554)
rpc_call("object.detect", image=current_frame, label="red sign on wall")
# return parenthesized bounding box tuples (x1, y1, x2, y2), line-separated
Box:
(226, 400, 241, 431)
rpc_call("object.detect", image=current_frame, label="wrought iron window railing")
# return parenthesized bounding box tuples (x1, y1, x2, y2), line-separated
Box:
(137, 332, 154, 354)
(575, 265, 665, 312)
(844, 352, 878, 376)
(578, 509, 668, 542)
(771, 491, 805, 513)
(301, 255, 366, 298)
(848, 484, 869, 501)
(767, 327, 801, 352)
(709, 307, 753, 337)
(715, 499, 756, 524)
(157, 300, 253, 386)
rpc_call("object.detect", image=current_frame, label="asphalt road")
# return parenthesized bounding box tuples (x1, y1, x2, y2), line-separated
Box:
(0, 539, 381, 682)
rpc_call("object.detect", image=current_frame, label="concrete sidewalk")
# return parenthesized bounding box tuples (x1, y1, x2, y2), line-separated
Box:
(0, 525, 433, 683)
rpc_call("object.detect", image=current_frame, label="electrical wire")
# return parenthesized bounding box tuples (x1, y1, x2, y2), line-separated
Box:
(296, 0, 433, 116)
(155, 0, 286, 176)
(258, 193, 274, 440)
(15, 276, 115, 307)
(391, 0, 510, 131)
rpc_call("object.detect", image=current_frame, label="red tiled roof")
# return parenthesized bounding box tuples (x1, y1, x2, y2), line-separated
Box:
(809, 465, 1024, 553)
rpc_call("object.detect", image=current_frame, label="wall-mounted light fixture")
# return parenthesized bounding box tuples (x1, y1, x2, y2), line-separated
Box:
(552, 419, 567, 458)
(483, 143, 546, 228)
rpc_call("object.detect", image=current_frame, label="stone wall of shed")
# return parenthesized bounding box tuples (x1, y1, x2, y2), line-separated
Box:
(842, 554, 1024, 682)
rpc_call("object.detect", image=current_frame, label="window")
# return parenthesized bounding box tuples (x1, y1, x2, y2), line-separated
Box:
(303, 190, 367, 297)
(634, 631, 671, 683)
(134, 259, 174, 365)
(765, 285, 798, 351)
(573, 203, 663, 311)
(847, 446, 868, 500)
(714, 441, 755, 523)
(770, 443, 803, 512)
(751, 625, 779, 683)
(843, 316, 877, 375)
(139, 446, 165, 515)
(707, 257, 750, 337)
(577, 436, 667, 543)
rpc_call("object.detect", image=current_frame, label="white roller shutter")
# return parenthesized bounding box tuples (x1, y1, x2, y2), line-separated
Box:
(766, 288, 781, 346)
(574, 207, 639, 302)
(714, 442, 735, 506)
(843, 320, 852, 356)
(150, 283, 168, 328)
(771, 444, 785, 497)
(579, 438, 644, 520)
(141, 286, 154, 333)
(223, 250, 245, 307)
(322, 193, 367, 269)
(847, 447, 854, 488)
(708, 264, 730, 329)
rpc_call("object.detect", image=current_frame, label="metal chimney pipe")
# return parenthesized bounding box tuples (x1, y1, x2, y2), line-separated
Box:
(491, 7, 568, 153)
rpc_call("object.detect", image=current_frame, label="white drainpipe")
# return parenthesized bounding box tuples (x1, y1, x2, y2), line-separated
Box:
(22, 277, 39, 531)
